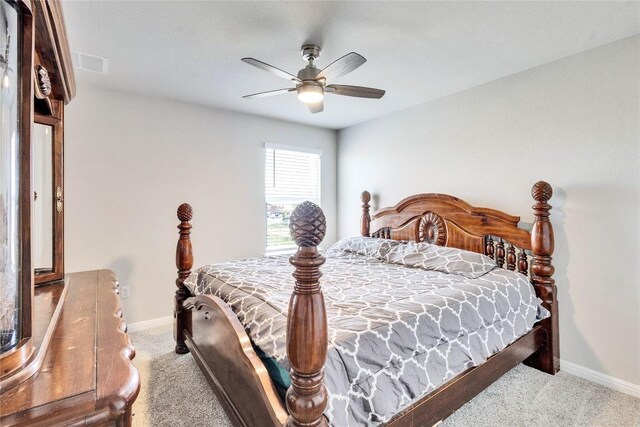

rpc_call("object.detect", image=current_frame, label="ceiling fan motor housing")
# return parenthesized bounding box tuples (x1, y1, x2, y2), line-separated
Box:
(297, 66, 321, 81)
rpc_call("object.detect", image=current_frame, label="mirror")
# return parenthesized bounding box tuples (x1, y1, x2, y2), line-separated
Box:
(0, 0, 23, 353)
(33, 109, 64, 285)
(33, 123, 53, 271)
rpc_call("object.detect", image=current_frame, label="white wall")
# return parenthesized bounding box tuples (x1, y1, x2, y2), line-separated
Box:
(65, 86, 337, 324)
(337, 36, 640, 386)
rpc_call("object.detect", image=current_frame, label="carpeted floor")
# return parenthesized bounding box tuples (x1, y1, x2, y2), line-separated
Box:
(130, 325, 640, 427)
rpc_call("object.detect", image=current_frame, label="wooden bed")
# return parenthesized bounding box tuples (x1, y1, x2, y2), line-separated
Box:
(172, 181, 559, 427)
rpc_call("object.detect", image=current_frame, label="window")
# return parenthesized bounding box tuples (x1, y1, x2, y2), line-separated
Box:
(265, 144, 321, 254)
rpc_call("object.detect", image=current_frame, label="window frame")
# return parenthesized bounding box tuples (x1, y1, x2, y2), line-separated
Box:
(264, 143, 322, 256)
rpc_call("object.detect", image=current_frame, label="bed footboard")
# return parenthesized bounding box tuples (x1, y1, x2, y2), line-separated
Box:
(184, 294, 288, 426)
(172, 202, 330, 427)
(172, 203, 290, 426)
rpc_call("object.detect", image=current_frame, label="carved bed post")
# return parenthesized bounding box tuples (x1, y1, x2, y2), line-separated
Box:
(525, 181, 560, 374)
(286, 202, 328, 427)
(174, 203, 193, 354)
(361, 191, 371, 237)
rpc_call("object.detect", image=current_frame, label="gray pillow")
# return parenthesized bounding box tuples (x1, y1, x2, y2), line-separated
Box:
(385, 241, 496, 279)
(326, 237, 399, 259)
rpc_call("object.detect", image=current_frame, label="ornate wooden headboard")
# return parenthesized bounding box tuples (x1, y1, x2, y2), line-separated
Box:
(360, 182, 554, 278)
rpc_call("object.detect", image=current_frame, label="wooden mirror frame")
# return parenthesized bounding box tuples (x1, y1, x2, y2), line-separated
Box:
(29, 0, 74, 285)
(33, 99, 63, 285)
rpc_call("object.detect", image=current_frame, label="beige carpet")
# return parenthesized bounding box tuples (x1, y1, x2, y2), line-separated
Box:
(130, 325, 640, 427)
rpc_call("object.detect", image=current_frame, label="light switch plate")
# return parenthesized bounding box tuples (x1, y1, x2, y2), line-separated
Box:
(121, 285, 131, 299)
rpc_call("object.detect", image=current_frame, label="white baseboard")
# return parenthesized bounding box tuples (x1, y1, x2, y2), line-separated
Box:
(127, 315, 173, 332)
(561, 359, 640, 398)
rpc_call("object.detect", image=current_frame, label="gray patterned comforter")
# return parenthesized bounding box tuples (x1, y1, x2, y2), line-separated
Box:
(185, 238, 548, 426)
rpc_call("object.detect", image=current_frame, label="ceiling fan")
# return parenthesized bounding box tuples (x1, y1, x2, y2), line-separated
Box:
(241, 44, 385, 113)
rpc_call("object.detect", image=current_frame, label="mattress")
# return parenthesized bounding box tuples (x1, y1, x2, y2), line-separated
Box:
(185, 238, 548, 426)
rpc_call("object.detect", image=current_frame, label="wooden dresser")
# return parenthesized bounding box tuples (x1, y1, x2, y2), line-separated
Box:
(0, 270, 140, 426)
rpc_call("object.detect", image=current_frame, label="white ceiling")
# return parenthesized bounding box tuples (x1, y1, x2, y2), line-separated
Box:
(62, 1, 639, 130)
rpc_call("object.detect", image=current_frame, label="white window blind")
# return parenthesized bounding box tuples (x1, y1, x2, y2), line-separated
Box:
(265, 145, 321, 253)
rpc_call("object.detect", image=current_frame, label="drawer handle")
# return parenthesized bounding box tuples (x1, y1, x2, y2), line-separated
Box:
(204, 312, 211, 320)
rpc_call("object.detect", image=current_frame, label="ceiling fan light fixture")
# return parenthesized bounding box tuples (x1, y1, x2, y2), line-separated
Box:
(297, 83, 324, 104)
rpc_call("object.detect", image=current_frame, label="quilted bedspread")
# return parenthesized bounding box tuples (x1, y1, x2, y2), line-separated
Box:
(185, 238, 548, 426)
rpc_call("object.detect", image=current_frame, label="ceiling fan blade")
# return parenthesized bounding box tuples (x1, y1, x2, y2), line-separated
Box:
(241, 58, 302, 83)
(316, 52, 366, 80)
(326, 84, 385, 99)
(243, 88, 296, 99)
(308, 101, 324, 114)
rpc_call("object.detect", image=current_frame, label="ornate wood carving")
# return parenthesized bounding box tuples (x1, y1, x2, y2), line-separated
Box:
(33, 0, 76, 103)
(495, 239, 505, 268)
(370, 193, 531, 250)
(35, 65, 51, 97)
(33, 64, 53, 115)
(174, 203, 193, 354)
(525, 181, 559, 374)
(418, 211, 446, 245)
(372, 227, 391, 239)
(506, 244, 516, 271)
(361, 191, 371, 237)
(485, 236, 495, 259)
(286, 202, 328, 427)
(518, 249, 529, 276)
(530, 181, 555, 297)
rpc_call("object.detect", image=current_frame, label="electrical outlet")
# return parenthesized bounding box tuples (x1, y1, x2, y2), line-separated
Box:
(121, 285, 131, 299)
